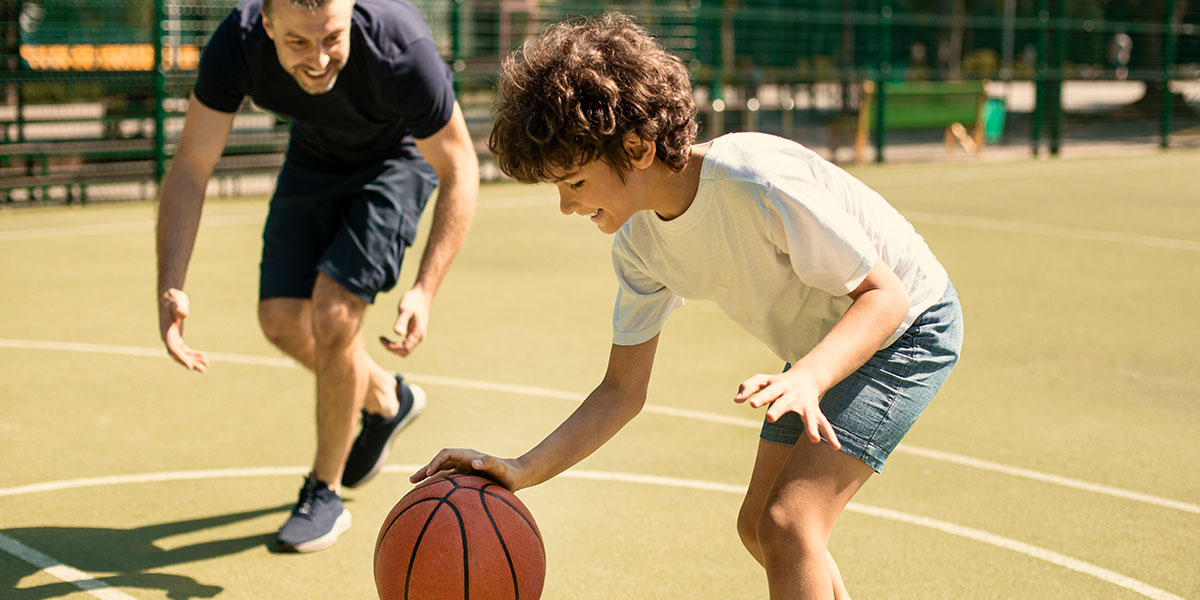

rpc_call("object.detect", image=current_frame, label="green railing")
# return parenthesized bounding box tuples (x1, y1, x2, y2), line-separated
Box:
(2, 0, 1197, 203)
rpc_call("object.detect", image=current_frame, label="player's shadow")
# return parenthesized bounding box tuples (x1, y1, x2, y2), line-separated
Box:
(1, 503, 291, 599)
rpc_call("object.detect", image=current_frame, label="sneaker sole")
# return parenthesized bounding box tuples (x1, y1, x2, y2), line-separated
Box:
(344, 383, 427, 489)
(277, 508, 352, 553)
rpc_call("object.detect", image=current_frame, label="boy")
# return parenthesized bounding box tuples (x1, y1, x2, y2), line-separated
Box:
(412, 13, 961, 599)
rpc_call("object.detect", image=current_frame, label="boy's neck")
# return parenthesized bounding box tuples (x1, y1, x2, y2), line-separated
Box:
(650, 142, 710, 222)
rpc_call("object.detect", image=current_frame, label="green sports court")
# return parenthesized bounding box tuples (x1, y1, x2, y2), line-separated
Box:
(2, 150, 1198, 599)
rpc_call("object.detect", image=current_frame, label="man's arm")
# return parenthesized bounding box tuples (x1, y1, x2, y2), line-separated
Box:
(411, 336, 661, 491)
(382, 101, 479, 356)
(156, 93, 236, 371)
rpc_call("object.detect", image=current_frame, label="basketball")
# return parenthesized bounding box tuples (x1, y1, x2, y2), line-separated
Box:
(374, 474, 546, 600)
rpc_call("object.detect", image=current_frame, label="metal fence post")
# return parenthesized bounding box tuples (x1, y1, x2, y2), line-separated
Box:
(1161, 0, 1178, 148)
(1048, 0, 1064, 156)
(450, 0, 462, 97)
(874, 0, 892, 164)
(153, 0, 167, 185)
(1033, 0, 1048, 156)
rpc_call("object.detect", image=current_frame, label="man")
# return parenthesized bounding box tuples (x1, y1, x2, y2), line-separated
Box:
(155, 0, 478, 553)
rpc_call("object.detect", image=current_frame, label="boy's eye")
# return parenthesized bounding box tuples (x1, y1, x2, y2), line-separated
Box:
(569, 180, 584, 190)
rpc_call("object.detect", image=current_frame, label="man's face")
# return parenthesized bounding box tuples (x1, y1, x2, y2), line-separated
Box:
(262, 0, 354, 95)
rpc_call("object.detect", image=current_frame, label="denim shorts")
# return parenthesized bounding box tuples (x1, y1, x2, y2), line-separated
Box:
(760, 281, 963, 472)
(259, 152, 438, 304)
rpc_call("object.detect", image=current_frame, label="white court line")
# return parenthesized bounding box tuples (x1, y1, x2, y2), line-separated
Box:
(904, 211, 1200, 252)
(0, 214, 264, 242)
(2, 337, 1197, 516)
(0, 196, 546, 242)
(4, 197, 1197, 254)
(0, 532, 138, 600)
(0, 465, 1187, 600)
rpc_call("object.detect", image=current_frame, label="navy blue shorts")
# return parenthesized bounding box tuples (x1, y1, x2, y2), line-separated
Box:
(259, 152, 438, 304)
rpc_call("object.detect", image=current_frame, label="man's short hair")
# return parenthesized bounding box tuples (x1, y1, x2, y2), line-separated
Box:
(487, 13, 698, 183)
(262, 0, 332, 16)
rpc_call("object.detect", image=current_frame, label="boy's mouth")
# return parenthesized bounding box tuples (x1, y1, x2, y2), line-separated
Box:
(589, 209, 601, 221)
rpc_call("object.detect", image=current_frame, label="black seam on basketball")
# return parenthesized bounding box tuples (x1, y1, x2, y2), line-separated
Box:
(477, 488, 521, 599)
(398, 488, 468, 599)
(477, 487, 545, 557)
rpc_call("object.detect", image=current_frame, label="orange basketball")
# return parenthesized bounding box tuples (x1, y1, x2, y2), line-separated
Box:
(374, 474, 546, 600)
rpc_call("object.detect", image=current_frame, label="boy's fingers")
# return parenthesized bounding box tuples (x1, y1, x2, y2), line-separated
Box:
(821, 420, 842, 450)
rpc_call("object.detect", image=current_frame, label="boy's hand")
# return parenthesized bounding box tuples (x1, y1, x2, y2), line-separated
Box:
(410, 448, 528, 492)
(734, 371, 841, 450)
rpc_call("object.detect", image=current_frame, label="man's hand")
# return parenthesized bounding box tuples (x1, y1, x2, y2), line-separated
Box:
(158, 288, 209, 372)
(380, 286, 432, 357)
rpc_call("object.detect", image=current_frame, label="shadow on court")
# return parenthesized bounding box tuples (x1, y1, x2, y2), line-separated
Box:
(1, 503, 292, 599)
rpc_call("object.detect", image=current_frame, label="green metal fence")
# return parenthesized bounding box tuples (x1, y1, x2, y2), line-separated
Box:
(2, 0, 1197, 204)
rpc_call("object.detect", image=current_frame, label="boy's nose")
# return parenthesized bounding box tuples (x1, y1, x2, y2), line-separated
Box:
(558, 191, 576, 215)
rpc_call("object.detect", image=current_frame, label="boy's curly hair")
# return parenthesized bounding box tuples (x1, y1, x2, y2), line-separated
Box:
(487, 13, 698, 183)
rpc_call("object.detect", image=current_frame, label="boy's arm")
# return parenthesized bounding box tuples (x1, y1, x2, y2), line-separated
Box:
(411, 335, 660, 491)
(156, 94, 236, 372)
(735, 258, 909, 446)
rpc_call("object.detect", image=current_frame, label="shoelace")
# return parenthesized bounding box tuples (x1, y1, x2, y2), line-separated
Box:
(294, 480, 319, 516)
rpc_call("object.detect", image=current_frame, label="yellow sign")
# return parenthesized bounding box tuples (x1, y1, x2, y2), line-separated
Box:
(19, 44, 201, 71)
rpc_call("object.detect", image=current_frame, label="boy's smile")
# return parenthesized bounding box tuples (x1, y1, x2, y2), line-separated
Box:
(554, 159, 641, 235)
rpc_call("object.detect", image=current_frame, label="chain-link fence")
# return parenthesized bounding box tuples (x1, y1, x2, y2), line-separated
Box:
(3, 0, 1198, 204)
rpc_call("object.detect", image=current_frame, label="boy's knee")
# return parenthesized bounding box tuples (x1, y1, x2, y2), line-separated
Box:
(736, 503, 763, 550)
(757, 502, 826, 557)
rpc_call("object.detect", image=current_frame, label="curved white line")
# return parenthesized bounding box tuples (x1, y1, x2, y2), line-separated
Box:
(0, 466, 1186, 600)
(904, 211, 1200, 252)
(2, 338, 1197, 516)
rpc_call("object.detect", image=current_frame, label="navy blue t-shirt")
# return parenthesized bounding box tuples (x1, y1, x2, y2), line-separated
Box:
(194, 0, 455, 166)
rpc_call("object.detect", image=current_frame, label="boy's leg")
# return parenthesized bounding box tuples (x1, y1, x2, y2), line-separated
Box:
(737, 438, 871, 600)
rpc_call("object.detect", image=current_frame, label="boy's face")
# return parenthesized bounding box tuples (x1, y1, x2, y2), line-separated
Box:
(262, 0, 354, 95)
(553, 159, 644, 235)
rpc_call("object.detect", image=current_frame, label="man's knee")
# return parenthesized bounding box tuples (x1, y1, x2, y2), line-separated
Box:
(259, 300, 305, 348)
(311, 275, 366, 349)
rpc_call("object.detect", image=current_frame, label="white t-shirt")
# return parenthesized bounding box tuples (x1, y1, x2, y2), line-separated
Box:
(611, 132, 948, 362)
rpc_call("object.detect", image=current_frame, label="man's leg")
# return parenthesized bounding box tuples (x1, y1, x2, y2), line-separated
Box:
(258, 297, 399, 416)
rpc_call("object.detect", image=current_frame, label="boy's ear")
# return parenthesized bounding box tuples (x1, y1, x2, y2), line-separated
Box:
(623, 134, 656, 169)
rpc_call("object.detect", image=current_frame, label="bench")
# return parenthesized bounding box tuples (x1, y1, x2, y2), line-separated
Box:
(1, 131, 288, 204)
(829, 80, 990, 164)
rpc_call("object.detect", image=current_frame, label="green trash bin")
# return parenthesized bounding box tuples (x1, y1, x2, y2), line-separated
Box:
(983, 97, 1007, 144)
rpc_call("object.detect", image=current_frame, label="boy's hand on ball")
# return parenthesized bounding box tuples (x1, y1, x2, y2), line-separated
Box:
(411, 449, 526, 491)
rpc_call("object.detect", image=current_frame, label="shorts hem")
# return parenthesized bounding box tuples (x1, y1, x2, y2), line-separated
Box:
(759, 422, 888, 473)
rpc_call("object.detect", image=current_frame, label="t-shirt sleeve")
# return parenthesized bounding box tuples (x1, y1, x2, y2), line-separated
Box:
(766, 178, 877, 296)
(611, 238, 684, 346)
(389, 38, 456, 139)
(193, 12, 248, 113)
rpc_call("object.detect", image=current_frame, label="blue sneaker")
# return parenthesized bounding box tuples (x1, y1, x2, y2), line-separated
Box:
(276, 475, 351, 553)
(341, 376, 426, 489)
